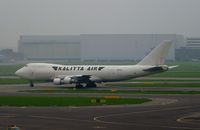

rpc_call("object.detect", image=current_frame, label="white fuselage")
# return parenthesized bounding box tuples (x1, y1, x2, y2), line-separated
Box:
(16, 63, 159, 82)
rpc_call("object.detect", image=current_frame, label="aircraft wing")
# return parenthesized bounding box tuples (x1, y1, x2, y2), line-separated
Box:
(70, 75, 91, 83)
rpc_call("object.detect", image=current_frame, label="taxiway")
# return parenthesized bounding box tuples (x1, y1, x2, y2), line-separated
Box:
(0, 83, 200, 130)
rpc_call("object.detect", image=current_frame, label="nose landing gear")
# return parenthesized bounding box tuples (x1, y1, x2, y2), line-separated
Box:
(30, 81, 34, 87)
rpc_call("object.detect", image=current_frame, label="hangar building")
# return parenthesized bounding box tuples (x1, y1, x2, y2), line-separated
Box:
(18, 34, 185, 61)
(18, 35, 81, 60)
(175, 37, 200, 61)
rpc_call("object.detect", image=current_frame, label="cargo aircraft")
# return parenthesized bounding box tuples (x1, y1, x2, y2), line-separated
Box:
(15, 41, 177, 88)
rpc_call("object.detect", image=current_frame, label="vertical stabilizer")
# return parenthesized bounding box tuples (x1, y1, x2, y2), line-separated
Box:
(137, 40, 172, 66)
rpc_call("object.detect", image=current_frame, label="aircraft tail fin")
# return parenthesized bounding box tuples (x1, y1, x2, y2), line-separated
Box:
(137, 40, 172, 66)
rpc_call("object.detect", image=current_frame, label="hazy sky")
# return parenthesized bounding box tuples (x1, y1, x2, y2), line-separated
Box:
(0, 0, 200, 50)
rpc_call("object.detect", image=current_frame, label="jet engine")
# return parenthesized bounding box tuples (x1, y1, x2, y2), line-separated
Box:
(63, 77, 75, 84)
(53, 78, 62, 85)
(53, 77, 75, 85)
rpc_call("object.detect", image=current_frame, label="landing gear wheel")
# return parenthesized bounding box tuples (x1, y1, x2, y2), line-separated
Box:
(86, 83, 97, 88)
(30, 81, 34, 87)
(76, 84, 84, 88)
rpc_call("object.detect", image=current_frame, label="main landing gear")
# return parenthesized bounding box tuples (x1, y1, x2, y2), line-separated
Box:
(75, 83, 84, 88)
(75, 82, 97, 88)
(85, 82, 97, 88)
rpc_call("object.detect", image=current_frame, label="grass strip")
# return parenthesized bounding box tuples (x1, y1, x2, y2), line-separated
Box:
(0, 96, 150, 106)
(0, 65, 23, 76)
(151, 71, 200, 77)
(0, 78, 44, 85)
(0, 78, 29, 84)
(21, 89, 200, 95)
(108, 83, 200, 88)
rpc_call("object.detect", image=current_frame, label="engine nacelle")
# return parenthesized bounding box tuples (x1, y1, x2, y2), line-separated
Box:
(63, 77, 74, 84)
(53, 77, 75, 85)
(53, 78, 62, 85)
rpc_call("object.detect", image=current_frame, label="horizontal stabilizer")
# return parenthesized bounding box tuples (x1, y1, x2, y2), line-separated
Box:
(143, 66, 168, 72)
(168, 65, 179, 69)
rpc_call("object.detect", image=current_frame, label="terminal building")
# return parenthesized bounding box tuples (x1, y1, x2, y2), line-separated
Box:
(18, 34, 186, 61)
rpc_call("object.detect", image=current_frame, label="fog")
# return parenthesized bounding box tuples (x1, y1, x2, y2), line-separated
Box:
(0, 0, 200, 50)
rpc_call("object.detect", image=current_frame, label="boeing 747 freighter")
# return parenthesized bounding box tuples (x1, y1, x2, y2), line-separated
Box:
(15, 41, 177, 88)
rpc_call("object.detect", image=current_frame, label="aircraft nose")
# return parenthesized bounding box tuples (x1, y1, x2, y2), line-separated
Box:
(15, 67, 29, 78)
(15, 68, 23, 76)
